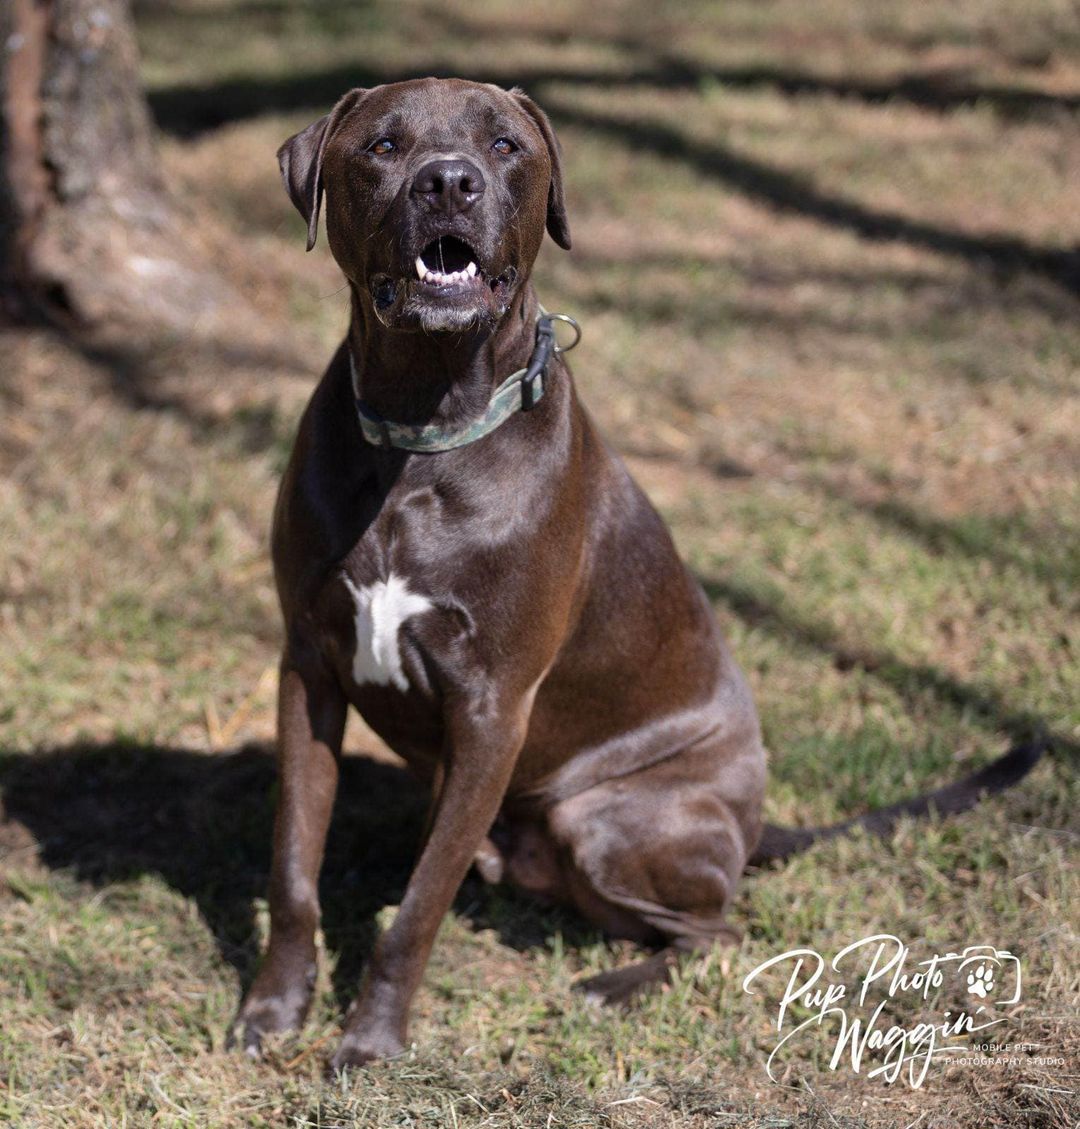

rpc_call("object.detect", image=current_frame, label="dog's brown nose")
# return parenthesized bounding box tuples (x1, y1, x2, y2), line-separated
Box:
(411, 159, 486, 216)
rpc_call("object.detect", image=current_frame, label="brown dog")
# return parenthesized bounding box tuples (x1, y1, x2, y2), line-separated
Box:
(232, 78, 1041, 1070)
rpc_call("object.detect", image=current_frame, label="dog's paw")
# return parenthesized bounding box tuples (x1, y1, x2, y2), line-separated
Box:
(229, 983, 313, 1056)
(328, 1030, 406, 1074)
(225, 1016, 267, 1059)
(227, 1003, 298, 1058)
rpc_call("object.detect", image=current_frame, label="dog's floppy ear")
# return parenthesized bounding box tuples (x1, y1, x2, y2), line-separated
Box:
(511, 89, 571, 251)
(277, 88, 367, 251)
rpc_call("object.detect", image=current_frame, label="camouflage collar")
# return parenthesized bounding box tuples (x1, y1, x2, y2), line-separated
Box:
(349, 310, 579, 452)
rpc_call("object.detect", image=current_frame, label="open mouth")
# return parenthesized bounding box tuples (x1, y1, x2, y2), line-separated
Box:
(414, 235, 485, 289)
(370, 234, 518, 326)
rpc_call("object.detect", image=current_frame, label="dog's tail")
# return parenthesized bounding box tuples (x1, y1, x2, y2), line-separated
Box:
(748, 740, 1044, 866)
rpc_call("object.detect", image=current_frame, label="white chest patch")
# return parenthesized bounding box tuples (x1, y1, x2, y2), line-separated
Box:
(342, 573, 433, 692)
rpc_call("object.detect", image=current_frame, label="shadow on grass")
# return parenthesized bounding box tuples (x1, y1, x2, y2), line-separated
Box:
(145, 57, 1080, 298)
(826, 490, 1080, 593)
(551, 254, 1077, 399)
(698, 571, 1077, 762)
(703, 434, 1079, 591)
(564, 246, 1080, 330)
(61, 330, 311, 449)
(421, 8, 1080, 121)
(0, 742, 587, 1010)
(143, 0, 1080, 128)
(545, 96, 1080, 298)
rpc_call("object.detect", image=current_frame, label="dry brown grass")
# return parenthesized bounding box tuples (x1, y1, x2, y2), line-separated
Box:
(1, 0, 1077, 1125)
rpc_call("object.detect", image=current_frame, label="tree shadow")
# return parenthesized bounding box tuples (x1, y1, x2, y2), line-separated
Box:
(145, 56, 1080, 299)
(555, 257, 1071, 374)
(65, 331, 311, 453)
(437, 9, 1080, 119)
(22, 315, 323, 468)
(817, 487, 1079, 593)
(143, 1, 1080, 132)
(697, 571, 1077, 762)
(0, 740, 590, 1010)
(542, 95, 1080, 298)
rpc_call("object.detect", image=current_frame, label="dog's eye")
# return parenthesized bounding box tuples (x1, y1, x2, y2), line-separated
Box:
(492, 137, 517, 156)
(369, 138, 397, 156)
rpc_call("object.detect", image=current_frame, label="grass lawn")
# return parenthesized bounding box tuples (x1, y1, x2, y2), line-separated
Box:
(0, 1, 1077, 1125)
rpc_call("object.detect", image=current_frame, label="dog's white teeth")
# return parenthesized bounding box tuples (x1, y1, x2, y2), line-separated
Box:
(419, 266, 475, 286)
(415, 256, 426, 279)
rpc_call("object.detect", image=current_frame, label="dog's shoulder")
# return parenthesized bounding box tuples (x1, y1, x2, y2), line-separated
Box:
(272, 343, 377, 619)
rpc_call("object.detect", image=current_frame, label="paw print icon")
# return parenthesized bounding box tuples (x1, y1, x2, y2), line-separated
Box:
(954, 946, 1021, 1005)
(967, 963, 995, 998)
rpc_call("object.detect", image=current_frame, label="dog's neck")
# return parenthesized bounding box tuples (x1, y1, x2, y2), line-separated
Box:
(346, 283, 542, 428)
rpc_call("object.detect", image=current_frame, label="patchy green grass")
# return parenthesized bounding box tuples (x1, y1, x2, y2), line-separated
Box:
(1, 0, 1078, 1125)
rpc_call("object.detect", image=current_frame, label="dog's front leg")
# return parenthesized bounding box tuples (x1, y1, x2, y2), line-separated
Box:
(330, 699, 525, 1071)
(233, 649, 346, 1053)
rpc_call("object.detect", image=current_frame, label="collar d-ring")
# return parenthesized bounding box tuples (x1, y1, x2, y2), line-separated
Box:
(547, 312, 581, 354)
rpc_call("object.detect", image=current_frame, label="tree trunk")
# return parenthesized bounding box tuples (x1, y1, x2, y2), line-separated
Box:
(1, 0, 238, 329)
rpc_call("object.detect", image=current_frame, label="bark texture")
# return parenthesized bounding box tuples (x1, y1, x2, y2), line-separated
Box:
(1, 0, 238, 329)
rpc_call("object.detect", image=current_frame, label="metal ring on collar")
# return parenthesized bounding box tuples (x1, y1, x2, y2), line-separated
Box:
(547, 313, 582, 354)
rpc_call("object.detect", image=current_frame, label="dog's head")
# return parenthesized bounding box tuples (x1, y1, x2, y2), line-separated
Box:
(278, 78, 571, 334)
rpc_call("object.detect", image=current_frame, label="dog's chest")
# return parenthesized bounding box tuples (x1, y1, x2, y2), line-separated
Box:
(341, 573, 433, 692)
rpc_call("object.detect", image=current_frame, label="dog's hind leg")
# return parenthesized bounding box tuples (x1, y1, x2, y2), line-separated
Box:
(547, 731, 764, 1004)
